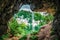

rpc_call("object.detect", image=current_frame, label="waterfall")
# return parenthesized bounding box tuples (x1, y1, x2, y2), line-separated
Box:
(19, 4, 35, 32)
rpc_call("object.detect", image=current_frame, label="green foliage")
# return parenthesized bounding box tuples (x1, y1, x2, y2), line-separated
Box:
(8, 18, 28, 36)
(45, 14, 54, 23)
(19, 35, 27, 40)
(7, 10, 54, 39)
(15, 10, 32, 18)
(34, 13, 45, 21)
(30, 35, 38, 40)
(8, 18, 19, 35)
(0, 37, 3, 40)
(1, 33, 10, 40)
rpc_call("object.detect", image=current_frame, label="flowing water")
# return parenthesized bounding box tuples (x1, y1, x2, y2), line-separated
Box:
(19, 4, 35, 32)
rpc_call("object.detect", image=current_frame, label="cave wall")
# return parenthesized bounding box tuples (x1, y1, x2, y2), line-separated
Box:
(0, 0, 21, 36)
(52, 0, 60, 39)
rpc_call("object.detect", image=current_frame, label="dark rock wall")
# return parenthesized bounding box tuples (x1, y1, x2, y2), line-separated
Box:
(0, 0, 21, 36)
(51, 0, 60, 40)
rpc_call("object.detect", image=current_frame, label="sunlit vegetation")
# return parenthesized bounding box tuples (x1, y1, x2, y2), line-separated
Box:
(1, 10, 54, 40)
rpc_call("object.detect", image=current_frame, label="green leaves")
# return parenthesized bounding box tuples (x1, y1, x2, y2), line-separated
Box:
(8, 18, 27, 36)
(34, 13, 42, 20)
(16, 10, 32, 18)
(1, 33, 10, 40)
(7, 10, 54, 39)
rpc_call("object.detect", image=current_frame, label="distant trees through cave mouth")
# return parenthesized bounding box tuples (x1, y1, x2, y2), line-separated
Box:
(0, 0, 60, 40)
